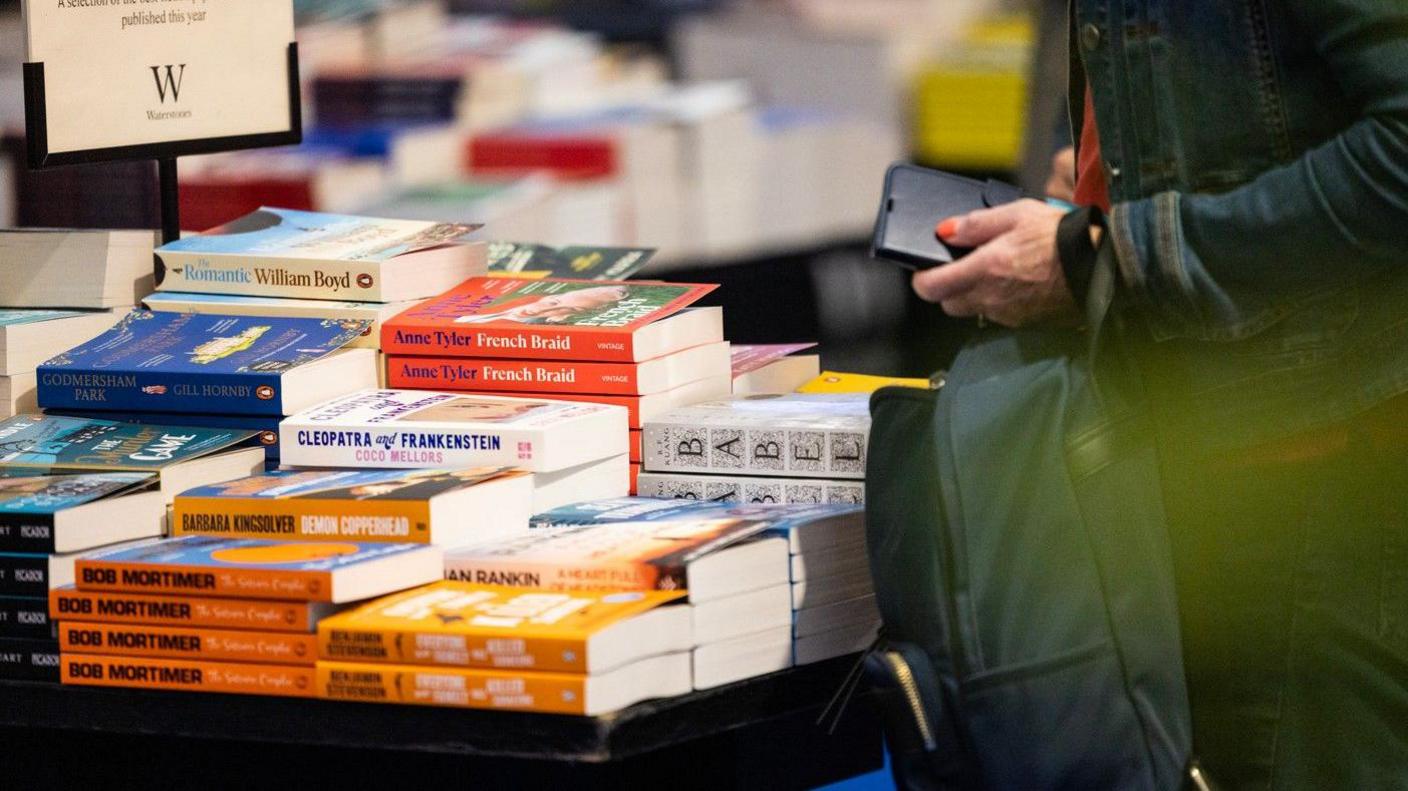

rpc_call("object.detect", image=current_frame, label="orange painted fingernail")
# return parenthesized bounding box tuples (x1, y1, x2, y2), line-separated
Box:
(937, 219, 959, 240)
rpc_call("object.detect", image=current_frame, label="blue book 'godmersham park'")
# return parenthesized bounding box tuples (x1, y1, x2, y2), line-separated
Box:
(36, 311, 370, 416)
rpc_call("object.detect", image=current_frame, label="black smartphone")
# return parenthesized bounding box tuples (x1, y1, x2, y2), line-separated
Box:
(871, 163, 1025, 270)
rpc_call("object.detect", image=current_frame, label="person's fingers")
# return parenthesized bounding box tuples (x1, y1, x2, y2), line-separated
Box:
(911, 256, 986, 303)
(936, 202, 1029, 248)
(940, 296, 979, 317)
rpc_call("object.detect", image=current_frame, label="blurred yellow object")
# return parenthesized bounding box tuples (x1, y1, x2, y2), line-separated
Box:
(912, 15, 1033, 171)
(798, 371, 931, 394)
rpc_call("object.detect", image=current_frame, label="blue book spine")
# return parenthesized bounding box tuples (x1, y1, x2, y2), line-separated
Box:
(0, 554, 49, 597)
(38, 369, 285, 416)
(0, 596, 54, 640)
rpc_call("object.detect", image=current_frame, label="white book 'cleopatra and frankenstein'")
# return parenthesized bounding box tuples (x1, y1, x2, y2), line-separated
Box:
(0, 229, 156, 309)
(642, 394, 870, 479)
(142, 293, 425, 350)
(155, 208, 485, 303)
(279, 390, 628, 474)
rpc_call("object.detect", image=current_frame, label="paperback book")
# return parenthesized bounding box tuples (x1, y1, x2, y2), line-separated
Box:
(317, 652, 692, 716)
(156, 208, 485, 303)
(0, 229, 156, 309)
(36, 311, 377, 416)
(173, 468, 532, 546)
(730, 344, 821, 396)
(692, 627, 793, 691)
(74, 537, 444, 604)
(643, 394, 870, 479)
(318, 581, 689, 673)
(48, 411, 282, 461)
(0, 473, 163, 553)
(443, 519, 787, 603)
(143, 292, 425, 350)
(386, 341, 731, 396)
(798, 371, 931, 394)
(486, 242, 656, 281)
(0, 309, 124, 376)
(635, 473, 866, 505)
(0, 540, 157, 597)
(0, 636, 60, 681)
(61, 654, 315, 697)
(530, 499, 865, 557)
(279, 389, 627, 473)
(50, 587, 337, 632)
(475, 376, 734, 430)
(382, 278, 720, 362)
(59, 622, 318, 666)
(0, 596, 53, 639)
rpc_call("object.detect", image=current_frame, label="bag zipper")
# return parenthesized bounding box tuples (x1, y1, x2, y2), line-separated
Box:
(881, 650, 938, 751)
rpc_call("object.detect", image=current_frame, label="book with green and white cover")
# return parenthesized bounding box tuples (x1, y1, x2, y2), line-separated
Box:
(155, 208, 485, 303)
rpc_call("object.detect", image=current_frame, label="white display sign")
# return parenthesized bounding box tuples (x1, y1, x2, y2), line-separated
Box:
(22, 0, 298, 165)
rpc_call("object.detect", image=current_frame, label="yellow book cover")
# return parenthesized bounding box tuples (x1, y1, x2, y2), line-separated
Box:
(172, 467, 528, 545)
(318, 652, 692, 716)
(318, 581, 688, 673)
(50, 587, 333, 633)
(797, 371, 931, 394)
(60, 621, 317, 666)
(62, 654, 315, 697)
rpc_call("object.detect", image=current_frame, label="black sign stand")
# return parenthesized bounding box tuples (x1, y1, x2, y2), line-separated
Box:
(22, 43, 304, 245)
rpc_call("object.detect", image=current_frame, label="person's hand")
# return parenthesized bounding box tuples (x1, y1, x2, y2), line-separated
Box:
(912, 199, 1081, 328)
(1045, 146, 1076, 202)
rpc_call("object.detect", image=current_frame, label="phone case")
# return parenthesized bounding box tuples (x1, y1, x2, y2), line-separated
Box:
(871, 164, 1024, 270)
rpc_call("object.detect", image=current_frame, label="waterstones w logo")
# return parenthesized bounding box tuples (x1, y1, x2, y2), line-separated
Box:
(150, 65, 187, 103)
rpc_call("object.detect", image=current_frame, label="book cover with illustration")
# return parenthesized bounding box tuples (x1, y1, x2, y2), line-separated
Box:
(50, 587, 336, 632)
(442, 518, 769, 596)
(173, 467, 528, 544)
(0, 414, 254, 473)
(279, 389, 627, 473)
(74, 536, 443, 603)
(381, 278, 719, 362)
(61, 654, 315, 697)
(143, 292, 417, 350)
(486, 242, 655, 281)
(36, 311, 373, 416)
(642, 394, 871, 480)
(0, 473, 157, 553)
(47, 410, 282, 461)
(156, 207, 484, 302)
(531, 498, 864, 555)
(318, 581, 687, 672)
(730, 344, 818, 376)
(59, 621, 318, 666)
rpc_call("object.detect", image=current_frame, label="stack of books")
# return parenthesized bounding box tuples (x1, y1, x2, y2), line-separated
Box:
(37, 310, 380, 465)
(639, 393, 870, 505)
(531, 498, 879, 671)
(144, 206, 487, 385)
(315, 581, 693, 715)
(0, 229, 157, 418)
(0, 414, 268, 682)
(277, 388, 629, 513)
(380, 277, 731, 494)
(442, 515, 796, 691)
(53, 536, 442, 698)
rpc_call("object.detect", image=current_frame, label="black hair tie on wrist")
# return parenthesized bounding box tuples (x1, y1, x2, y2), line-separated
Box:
(1057, 205, 1106, 309)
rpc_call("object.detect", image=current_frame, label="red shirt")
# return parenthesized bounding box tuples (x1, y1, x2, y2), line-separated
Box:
(1073, 85, 1111, 212)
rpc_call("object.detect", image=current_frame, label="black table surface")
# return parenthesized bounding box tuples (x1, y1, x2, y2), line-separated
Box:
(0, 658, 873, 764)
